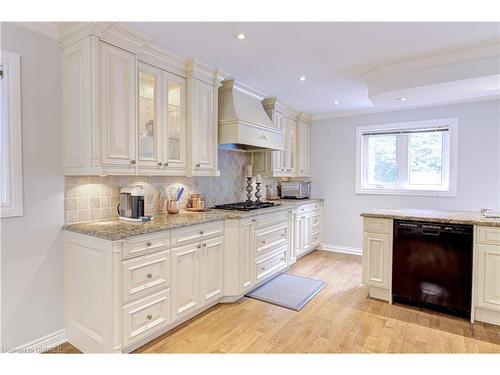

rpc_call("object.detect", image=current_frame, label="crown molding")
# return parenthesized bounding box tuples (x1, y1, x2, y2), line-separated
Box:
(312, 95, 500, 121)
(9, 22, 61, 41)
(362, 43, 500, 83)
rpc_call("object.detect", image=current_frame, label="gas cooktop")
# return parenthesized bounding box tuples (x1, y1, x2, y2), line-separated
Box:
(214, 202, 275, 211)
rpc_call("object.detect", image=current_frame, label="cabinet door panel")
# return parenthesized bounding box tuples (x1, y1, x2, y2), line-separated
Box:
(193, 80, 215, 171)
(163, 72, 187, 172)
(298, 121, 310, 177)
(362, 232, 390, 288)
(171, 243, 199, 321)
(137, 62, 162, 172)
(200, 236, 224, 306)
(101, 43, 136, 169)
(476, 243, 500, 311)
(240, 219, 255, 293)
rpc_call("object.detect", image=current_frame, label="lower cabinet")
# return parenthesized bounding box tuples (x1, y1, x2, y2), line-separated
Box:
(361, 217, 393, 302)
(294, 202, 322, 260)
(171, 242, 201, 321)
(122, 289, 171, 348)
(474, 226, 500, 325)
(199, 236, 224, 306)
(171, 235, 224, 322)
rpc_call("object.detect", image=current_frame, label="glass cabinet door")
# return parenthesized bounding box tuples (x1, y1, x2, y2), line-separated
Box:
(164, 72, 186, 169)
(137, 63, 161, 167)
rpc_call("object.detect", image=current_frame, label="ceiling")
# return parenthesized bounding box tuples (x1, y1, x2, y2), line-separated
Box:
(124, 22, 500, 116)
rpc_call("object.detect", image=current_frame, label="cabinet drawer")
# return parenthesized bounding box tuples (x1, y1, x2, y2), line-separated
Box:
(255, 247, 287, 283)
(255, 210, 288, 229)
(171, 221, 224, 247)
(122, 289, 170, 348)
(123, 232, 170, 259)
(311, 230, 321, 248)
(477, 226, 500, 246)
(255, 222, 288, 259)
(363, 217, 392, 235)
(311, 213, 321, 231)
(297, 204, 313, 214)
(122, 249, 171, 303)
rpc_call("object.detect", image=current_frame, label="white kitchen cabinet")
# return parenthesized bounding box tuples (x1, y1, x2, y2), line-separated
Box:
(101, 42, 137, 173)
(63, 25, 218, 176)
(137, 62, 187, 175)
(295, 213, 308, 257)
(474, 226, 500, 325)
(239, 218, 256, 293)
(297, 120, 311, 177)
(187, 62, 220, 176)
(293, 203, 322, 260)
(200, 236, 224, 306)
(288, 209, 298, 264)
(361, 217, 393, 302)
(476, 243, 500, 311)
(171, 242, 201, 321)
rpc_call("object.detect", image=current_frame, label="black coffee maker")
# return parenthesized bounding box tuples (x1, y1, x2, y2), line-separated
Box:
(117, 185, 145, 221)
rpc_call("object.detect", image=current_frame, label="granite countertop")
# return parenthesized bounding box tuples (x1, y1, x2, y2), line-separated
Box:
(361, 208, 500, 228)
(62, 199, 322, 241)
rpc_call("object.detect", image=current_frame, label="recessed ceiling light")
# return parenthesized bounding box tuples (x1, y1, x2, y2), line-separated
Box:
(298, 76, 306, 81)
(398, 97, 408, 102)
(333, 100, 340, 105)
(236, 33, 246, 40)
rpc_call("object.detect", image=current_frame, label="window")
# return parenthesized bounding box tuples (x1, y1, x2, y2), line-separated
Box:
(355, 118, 457, 196)
(1, 50, 23, 218)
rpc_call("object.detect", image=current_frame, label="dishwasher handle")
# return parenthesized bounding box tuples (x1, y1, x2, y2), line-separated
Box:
(421, 225, 441, 236)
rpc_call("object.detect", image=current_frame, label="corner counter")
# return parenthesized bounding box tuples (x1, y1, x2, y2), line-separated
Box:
(360, 209, 500, 327)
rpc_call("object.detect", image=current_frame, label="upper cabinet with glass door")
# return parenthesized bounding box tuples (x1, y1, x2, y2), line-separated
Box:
(163, 72, 187, 174)
(137, 62, 187, 176)
(137, 62, 162, 174)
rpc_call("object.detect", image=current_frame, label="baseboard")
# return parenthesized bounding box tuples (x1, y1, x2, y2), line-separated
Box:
(9, 329, 66, 353)
(319, 242, 362, 256)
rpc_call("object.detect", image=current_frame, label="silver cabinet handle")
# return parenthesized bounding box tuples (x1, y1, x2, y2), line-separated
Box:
(252, 219, 256, 223)
(164, 162, 169, 166)
(146, 242, 152, 247)
(158, 162, 163, 166)
(197, 244, 201, 249)
(146, 273, 153, 279)
(195, 163, 201, 168)
(202, 243, 207, 247)
(130, 160, 136, 165)
(147, 314, 152, 320)
(199, 231, 204, 235)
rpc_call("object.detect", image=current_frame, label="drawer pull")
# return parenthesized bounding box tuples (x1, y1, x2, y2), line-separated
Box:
(260, 266, 266, 271)
(202, 243, 207, 247)
(146, 273, 153, 279)
(197, 244, 201, 249)
(262, 240, 266, 244)
(280, 233, 285, 237)
(199, 231, 204, 235)
(146, 242, 152, 247)
(146, 314, 152, 320)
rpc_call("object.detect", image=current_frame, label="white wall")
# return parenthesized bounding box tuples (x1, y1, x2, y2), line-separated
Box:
(311, 100, 500, 251)
(1, 23, 64, 349)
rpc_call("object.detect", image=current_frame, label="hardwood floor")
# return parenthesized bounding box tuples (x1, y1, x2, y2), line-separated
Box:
(51, 250, 500, 354)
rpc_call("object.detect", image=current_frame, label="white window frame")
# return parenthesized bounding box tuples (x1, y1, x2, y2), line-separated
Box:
(1, 50, 23, 218)
(355, 118, 458, 197)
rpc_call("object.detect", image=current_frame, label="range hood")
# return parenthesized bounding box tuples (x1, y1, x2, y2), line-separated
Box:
(218, 79, 285, 151)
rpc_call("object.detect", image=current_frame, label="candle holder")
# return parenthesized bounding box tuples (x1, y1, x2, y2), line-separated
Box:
(245, 177, 253, 204)
(255, 182, 262, 203)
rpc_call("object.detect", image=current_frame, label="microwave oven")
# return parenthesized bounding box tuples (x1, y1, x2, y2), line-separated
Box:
(280, 181, 311, 199)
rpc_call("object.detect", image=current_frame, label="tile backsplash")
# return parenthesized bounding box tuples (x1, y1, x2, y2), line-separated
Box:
(65, 149, 275, 224)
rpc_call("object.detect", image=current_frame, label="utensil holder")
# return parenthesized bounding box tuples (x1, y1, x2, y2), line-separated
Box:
(166, 199, 180, 214)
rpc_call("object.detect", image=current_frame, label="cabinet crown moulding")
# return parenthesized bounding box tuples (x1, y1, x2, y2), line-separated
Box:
(186, 59, 221, 86)
(262, 97, 312, 122)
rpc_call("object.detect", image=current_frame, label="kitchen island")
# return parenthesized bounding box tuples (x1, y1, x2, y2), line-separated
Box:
(360, 208, 500, 327)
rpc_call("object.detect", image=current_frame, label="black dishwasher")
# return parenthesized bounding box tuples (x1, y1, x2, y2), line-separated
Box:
(392, 220, 473, 318)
